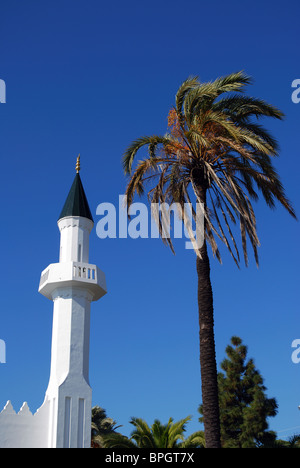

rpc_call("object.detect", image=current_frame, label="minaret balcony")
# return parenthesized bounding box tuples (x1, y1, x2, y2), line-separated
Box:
(39, 261, 107, 302)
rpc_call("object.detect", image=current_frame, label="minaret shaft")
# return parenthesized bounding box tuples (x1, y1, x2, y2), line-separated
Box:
(45, 286, 93, 449)
(46, 289, 92, 394)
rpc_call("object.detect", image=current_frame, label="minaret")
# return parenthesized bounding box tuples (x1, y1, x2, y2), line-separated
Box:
(39, 156, 107, 448)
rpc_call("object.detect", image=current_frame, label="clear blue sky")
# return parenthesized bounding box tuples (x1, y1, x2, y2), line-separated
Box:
(0, 0, 299, 441)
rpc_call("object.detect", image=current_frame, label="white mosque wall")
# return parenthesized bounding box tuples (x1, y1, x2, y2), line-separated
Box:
(0, 400, 50, 448)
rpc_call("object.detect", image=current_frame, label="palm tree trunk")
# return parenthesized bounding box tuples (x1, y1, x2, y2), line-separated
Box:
(194, 174, 221, 448)
(197, 240, 221, 448)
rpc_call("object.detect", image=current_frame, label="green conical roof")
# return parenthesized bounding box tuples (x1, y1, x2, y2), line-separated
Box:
(58, 173, 94, 222)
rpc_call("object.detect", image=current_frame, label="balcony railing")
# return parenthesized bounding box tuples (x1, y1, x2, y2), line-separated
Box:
(73, 264, 96, 280)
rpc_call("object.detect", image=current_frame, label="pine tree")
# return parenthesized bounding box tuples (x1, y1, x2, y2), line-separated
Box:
(199, 336, 278, 448)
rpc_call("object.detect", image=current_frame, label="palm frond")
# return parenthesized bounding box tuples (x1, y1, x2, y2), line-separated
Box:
(209, 191, 240, 267)
(212, 71, 252, 95)
(123, 135, 171, 175)
(213, 94, 284, 120)
(178, 430, 205, 448)
(101, 432, 137, 448)
(130, 417, 156, 448)
(176, 76, 199, 123)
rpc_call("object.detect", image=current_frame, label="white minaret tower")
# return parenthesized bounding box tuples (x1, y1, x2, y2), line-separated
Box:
(39, 156, 107, 448)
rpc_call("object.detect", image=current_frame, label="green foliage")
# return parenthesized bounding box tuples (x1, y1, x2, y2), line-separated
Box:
(268, 435, 300, 448)
(91, 406, 122, 448)
(101, 415, 205, 448)
(199, 336, 278, 448)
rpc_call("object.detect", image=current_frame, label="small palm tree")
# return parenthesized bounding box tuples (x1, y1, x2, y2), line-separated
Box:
(91, 406, 122, 448)
(102, 416, 205, 448)
(287, 435, 300, 448)
(267, 434, 300, 448)
(122, 72, 296, 447)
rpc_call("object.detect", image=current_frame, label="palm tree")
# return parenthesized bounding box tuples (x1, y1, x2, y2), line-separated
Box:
(122, 72, 296, 448)
(285, 435, 300, 448)
(91, 406, 122, 448)
(261, 434, 300, 448)
(102, 416, 205, 448)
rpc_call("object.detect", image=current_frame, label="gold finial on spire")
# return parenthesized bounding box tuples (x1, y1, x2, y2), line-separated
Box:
(76, 154, 81, 173)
